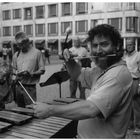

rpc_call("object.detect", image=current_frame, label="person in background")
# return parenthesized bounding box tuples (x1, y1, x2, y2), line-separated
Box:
(32, 24, 133, 138)
(44, 48, 51, 64)
(7, 47, 13, 63)
(69, 36, 90, 99)
(40, 48, 46, 64)
(2, 45, 8, 60)
(12, 31, 45, 108)
(124, 38, 140, 131)
(0, 49, 13, 109)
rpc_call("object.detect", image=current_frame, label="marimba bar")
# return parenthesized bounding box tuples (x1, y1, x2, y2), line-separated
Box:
(6, 107, 34, 116)
(0, 110, 32, 125)
(53, 97, 81, 104)
(0, 121, 12, 133)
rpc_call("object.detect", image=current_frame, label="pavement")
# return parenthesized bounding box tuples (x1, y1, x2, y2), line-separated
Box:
(45, 54, 63, 65)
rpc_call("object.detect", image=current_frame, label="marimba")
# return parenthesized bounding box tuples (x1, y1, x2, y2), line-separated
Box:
(0, 115, 76, 138)
(0, 98, 79, 138)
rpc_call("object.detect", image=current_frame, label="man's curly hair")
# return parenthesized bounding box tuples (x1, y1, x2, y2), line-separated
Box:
(87, 24, 124, 58)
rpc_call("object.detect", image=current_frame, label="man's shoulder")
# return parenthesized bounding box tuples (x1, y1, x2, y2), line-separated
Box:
(69, 46, 75, 51)
(32, 47, 41, 54)
(13, 51, 19, 58)
(133, 51, 140, 61)
(106, 62, 131, 81)
(80, 46, 86, 50)
(136, 51, 140, 56)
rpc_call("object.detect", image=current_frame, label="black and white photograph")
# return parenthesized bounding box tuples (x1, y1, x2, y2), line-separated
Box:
(0, 1, 139, 139)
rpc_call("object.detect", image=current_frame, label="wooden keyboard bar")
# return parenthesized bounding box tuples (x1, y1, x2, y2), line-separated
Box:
(6, 107, 34, 116)
(0, 111, 32, 125)
(0, 121, 12, 133)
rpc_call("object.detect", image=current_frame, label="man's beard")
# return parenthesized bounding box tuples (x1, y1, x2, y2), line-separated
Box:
(126, 48, 135, 54)
(21, 45, 29, 53)
(93, 52, 117, 70)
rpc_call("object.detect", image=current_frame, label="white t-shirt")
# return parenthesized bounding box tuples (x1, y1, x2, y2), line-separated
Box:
(12, 47, 45, 85)
(124, 51, 140, 78)
(78, 60, 133, 138)
(69, 46, 88, 57)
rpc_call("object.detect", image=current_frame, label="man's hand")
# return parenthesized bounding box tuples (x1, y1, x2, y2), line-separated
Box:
(32, 102, 52, 119)
(17, 70, 31, 77)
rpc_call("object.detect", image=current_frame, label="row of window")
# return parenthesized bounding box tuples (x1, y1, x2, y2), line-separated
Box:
(3, 20, 86, 36)
(3, 3, 88, 20)
(2, 2, 137, 20)
(2, 17, 139, 37)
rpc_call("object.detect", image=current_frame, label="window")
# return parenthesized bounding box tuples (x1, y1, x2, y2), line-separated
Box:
(24, 7, 32, 20)
(61, 22, 72, 35)
(62, 3, 72, 16)
(76, 3, 88, 14)
(13, 9, 21, 19)
(48, 4, 58, 17)
(48, 23, 58, 35)
(106, 3, 122, 11)
(3, 26, 11, 36)
(36, 6, 44, 18)
(35, 24, 45, 36)
(126, 17, 138, 32)
(76, 20, 88, 33)
(108, 18, 122, 31)
(125, 3, 136, 10)
(3, 10, 11, 20)
(24, 24, 33, 36)
(13, 26, 22, 36)
(91, 3, 104, 13)
(91, 20, 98, 28)
(91, 19, 104, 28)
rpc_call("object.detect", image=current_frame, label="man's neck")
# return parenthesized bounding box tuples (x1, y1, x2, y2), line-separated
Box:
(21, 44, 32, 53)
(127, 50, 136, 56)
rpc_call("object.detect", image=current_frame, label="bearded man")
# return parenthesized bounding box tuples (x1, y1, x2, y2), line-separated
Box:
(32, 24, 133, 138)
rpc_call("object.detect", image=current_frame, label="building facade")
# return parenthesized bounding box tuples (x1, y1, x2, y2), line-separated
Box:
(0, 2, 140, 54)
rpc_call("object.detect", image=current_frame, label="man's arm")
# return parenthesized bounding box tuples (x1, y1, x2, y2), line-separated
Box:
(30, 70, 45, 77)
(31, 51, 45, 77)
(33, 100, 100, 120)
(137, 60, 140, 72)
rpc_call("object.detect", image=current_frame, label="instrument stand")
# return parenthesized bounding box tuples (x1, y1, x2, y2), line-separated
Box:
(40, 70, 70, 98)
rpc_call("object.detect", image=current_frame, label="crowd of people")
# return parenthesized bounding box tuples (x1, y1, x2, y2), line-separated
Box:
(0, 24, 140, 138)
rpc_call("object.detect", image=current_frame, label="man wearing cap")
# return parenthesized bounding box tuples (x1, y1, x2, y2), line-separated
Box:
(12, 31, 45, 107)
